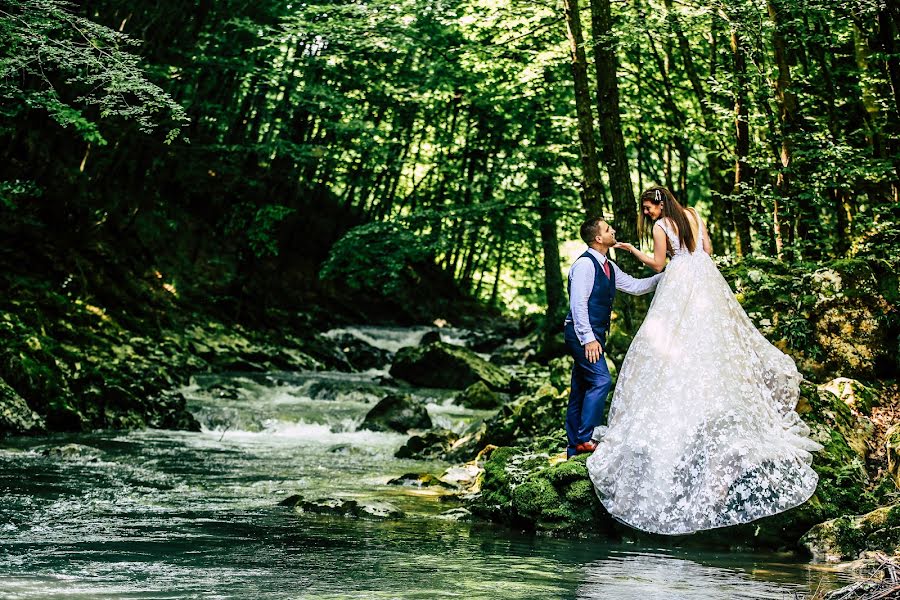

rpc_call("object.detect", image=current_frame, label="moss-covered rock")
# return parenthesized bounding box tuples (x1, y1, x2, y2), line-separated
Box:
(391, 341, 512, 390)
(454, 381, 503, 409)
(284, 496, 405, 520)
(387, 472, 456, 489)
(800, 503, 900, 562)
(359, 393, 432, 433)
(0, 378, 44, 435)
(722, 258, 895, 380)
(820, 378, 881, 416)
(470, 447, 614, 535)
(443, 377, 569, 462)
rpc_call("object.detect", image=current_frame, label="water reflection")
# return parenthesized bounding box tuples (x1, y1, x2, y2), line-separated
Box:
(577, 551, 811, 599)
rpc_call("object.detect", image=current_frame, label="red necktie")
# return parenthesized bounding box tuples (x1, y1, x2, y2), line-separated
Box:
(602, 260, 611, 279)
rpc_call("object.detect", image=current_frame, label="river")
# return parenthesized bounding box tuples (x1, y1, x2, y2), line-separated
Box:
(0, 327, 855, 598)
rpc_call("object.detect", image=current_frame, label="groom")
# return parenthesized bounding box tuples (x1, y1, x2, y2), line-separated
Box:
(564, 217, 662, 458)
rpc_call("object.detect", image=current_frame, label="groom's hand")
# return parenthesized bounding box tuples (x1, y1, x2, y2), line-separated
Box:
(584, 340, 602, 363)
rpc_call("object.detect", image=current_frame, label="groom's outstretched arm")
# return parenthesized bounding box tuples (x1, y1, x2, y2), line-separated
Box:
(610, 262, 663, 296)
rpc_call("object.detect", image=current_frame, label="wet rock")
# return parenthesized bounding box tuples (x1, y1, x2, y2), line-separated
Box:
(820, 378, 881, 416)
(331, 333, 393, 371)
(0, 377, 45, 435)
(40, 443, 102, 461)
(395, 429, 459, 459)
(147, 391, 202, 431)
(436, 507, 473, 521)
(419, 330, 442, 345)
(278, 494, 302, 506)
(287, 497, 405, 520)
(439, 464, 481, 488)
(327, 443, 366, 455)
(359, 393, 432, 433)
(800, 504, 900, 562)
(454, 381, 504, 410)
(390, 341, 512, 391)
(387, 472, 456, 489)
(463, 325, 515, 353)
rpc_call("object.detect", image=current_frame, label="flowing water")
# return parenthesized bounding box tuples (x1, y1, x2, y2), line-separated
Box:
(0, 327, 856, 599)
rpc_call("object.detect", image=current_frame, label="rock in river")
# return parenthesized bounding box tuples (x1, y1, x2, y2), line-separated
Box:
(281, 496, 405, 520)
(800, 503, 900, 562)
(359, 393, 432, 433)
(390, 341, 511, 391)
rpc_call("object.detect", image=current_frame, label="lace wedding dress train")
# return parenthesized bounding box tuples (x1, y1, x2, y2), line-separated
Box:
(586, 215, 822, 535)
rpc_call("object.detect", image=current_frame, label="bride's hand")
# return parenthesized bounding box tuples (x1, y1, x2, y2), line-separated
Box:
(614, 242, 635, 254)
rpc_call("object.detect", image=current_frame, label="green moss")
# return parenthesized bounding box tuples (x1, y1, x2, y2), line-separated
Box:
(565, 478, 595, 504)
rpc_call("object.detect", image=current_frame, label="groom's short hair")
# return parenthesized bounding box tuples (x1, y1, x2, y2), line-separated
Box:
(580, 217, 605, 244)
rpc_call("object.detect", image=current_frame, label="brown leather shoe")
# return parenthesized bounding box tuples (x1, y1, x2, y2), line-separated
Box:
(575, 441, 598, 454)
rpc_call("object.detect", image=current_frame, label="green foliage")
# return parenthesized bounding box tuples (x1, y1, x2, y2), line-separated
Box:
(319, 221, 434, 299)
(0, 0, 188, 140)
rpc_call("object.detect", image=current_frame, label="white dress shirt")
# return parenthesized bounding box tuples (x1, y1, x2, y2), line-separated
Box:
(565, 247, 663, 345)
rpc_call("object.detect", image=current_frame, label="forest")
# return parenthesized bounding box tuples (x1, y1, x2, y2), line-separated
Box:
(3, 0, 897, 326)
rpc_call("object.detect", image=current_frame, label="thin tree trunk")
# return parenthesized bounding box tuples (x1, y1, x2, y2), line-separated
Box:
(590, 0, 637, 260)
(730, 25, 753, 257)
(563, 0, 604, 216)
(768, 0, 801, 257)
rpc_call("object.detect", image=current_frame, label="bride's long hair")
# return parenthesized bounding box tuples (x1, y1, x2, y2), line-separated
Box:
(638, 186, 697, 253)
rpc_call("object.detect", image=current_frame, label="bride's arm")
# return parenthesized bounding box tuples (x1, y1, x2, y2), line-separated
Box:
(614, 224, 668, 273)
(701, 217, 713, 255)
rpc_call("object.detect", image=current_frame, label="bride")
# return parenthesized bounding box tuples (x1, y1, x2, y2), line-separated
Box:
(585, 185, 822, 535)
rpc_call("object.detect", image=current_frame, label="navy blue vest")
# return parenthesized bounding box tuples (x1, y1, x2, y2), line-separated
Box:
(566, 251, 616, 341)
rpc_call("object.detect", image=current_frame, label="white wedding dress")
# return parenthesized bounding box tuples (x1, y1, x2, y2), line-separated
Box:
(586, 212, 821, 535)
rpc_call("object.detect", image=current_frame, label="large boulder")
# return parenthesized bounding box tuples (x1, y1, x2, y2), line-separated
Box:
(722, 258, 896, 380)
(0, 377, 45, 435)
(800, 503, 900, 562)
(359, 393, 432, 433)
(470, 447, 616, 534)
(390, 341, 512, 390)
(820, 378, 881, 416)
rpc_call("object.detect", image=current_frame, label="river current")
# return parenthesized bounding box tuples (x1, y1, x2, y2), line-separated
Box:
(0, 327, 855, 598)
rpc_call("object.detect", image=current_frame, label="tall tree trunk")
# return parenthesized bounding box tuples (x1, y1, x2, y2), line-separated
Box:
(877, 0, 900, 195)
(730, 25, 753, 257)
(590, 0, 637, 260)
(536, 119, 566, 353)
(563, 0, 604, 216)
(768, 0, 800, 257)
(665, 0, 729, 247)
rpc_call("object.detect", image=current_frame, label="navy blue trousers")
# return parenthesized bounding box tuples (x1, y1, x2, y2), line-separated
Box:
(564, 322, 613, 457)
